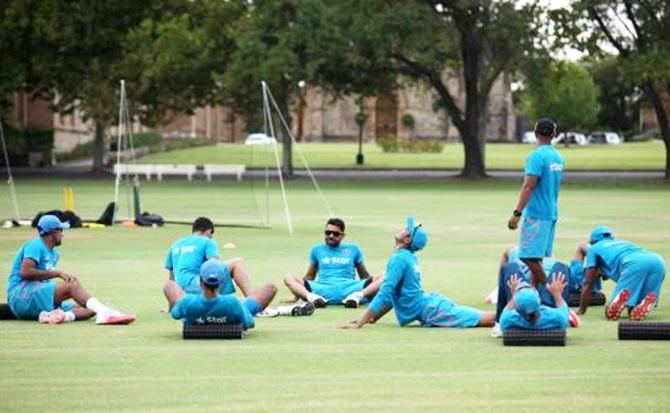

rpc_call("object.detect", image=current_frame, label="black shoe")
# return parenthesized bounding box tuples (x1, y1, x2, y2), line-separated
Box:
(291, 301, 315, 316)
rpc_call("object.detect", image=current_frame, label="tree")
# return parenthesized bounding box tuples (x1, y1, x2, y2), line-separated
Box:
(0, 1, 179, 172)
(520, 61, 600, 132)
(304, 0, 541, 178)
(586, 55, 639, 132)
(553, 1, 670, 178)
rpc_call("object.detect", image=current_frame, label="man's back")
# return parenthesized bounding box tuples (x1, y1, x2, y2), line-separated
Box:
(166, 235, 219, 288)
(500, 305, 569, 331)
(170, 293, 254, 328)
(524, 145, 564, 220)
(585, 240, 647, 281)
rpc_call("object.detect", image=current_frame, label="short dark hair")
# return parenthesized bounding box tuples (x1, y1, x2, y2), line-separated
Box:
(326, 218, 345, 232)
(534, 118, 557, 138)
(192, 217, 214, 233)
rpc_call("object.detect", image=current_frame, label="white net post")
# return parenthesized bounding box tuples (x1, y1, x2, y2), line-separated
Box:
(0, 117, 21, 221)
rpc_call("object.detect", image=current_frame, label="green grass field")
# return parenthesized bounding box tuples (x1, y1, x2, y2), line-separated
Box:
(137, 141, 666, 170)
(1, 177, 669, 412)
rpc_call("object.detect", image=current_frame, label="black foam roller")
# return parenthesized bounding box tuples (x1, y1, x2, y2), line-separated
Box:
(568, 292, 606, 307)
(503, 329, 566, 346)
(183, 323, 244, 339)
(0, 303, 16, 320)
(618, 321, 670, 340)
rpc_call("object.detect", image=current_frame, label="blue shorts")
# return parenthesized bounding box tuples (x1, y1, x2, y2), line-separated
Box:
(568, 259, 601, 293)
(519, 217, 556, 259)
(8, 281, 74, 320)
(420, 293, 481, 328)
(305, 278, 369, 304)
(613, 253, 665, 307)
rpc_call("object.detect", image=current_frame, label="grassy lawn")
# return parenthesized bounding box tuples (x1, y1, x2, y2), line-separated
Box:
(136, 140, 666, 170)
(0, 178, 669, 412)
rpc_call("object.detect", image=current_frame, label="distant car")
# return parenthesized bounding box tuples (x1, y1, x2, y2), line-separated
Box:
(588, 131, 622, 145)
(552, 132, 588, 146)
(522, 131, 537, 144)
(244, 133, 277, 145)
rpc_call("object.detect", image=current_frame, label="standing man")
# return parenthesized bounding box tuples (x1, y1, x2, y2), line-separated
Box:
(7, 215, 135, 324)
(578, 226, 665, 321)
(165, 217, 252, 299)
(508, 118, 564, 289)
(283, 218, 382, 308)
(340, 216, 495, 329)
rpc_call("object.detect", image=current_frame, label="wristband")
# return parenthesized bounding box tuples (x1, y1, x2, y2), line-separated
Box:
(513, 210, 522, 217)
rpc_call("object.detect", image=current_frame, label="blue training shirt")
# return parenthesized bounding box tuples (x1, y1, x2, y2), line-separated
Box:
(524, 144, 564, 220)
(584, 239, 647, 282)
(165, 235, 219, 289)
(500, 304, 569, 331)
(170, 293, 255, 328)
(7, 237, 58, 295)
(368, 248, 427, 326)
(309, 243, 363, 284)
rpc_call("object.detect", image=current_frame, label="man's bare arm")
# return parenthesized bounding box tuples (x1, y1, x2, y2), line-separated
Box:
(578, 268, 598, 315)
(303, 264, 318, 281)
(20, 258, 73, 282)
(355, 262, 371, 280)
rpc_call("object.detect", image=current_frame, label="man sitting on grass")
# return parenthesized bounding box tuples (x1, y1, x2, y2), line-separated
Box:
(164, 260, 277, 327)
(340, 216, 496, 329)
(7, 215, 135, 325)
(165, 217, 253, 299)
(499, 274, 569, 332)
(579, 225, 666, 321)
(283, 218, 382, 308)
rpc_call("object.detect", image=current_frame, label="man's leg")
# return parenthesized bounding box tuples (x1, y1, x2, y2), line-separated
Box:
(478, 311, 496, 327)
(227, 257, 253, 297)
(342, 272, 384, 308)
(163, 280, 186, 310)
(361, 272, 384, 298)
(52, 279, 134, 324)
(283, 274, 311, 300)
(245, 282, 277, 312)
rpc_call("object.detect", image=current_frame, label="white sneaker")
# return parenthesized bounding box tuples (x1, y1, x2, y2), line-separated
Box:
(96, 310, 136, 325)
(306, 293, 327, 308)
(39, 309, 65, 324)
(490, 322, 503, 338)
(342, 292, 363, 308)
(256, 308, 280, 317)
(485, 288, 498, 304)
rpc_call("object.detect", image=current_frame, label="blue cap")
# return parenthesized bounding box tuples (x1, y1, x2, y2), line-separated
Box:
(590, 225, 614, 244)
(406, 216, 428, 252)
(199, 260, 227, 287)
(37, 215, 64, 236)
(515, 282, 540, 320)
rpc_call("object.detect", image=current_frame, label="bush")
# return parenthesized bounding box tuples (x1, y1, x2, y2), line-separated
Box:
(376, 135, 444, 153)
(2, 127, 53, 155)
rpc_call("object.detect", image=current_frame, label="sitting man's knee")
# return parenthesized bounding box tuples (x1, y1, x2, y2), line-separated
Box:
(283, 274, 295, 286)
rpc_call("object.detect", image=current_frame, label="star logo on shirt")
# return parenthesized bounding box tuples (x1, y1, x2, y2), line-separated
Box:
(322, 257, 331, 264)
(195, 317, 205, 325)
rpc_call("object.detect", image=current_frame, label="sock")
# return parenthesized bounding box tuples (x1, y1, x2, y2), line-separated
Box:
(276, 305, 294, 316)
(63, 311, 76, 323)
(86, 297, 110, 315)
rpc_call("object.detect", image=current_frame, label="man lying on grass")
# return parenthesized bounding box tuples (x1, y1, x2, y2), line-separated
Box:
(499, 274, 570, 332)
(164, 260, 276, 327)
(7, 215, 135, 325)
(340, 216, 495, 329)
(284, 218, 382, 308)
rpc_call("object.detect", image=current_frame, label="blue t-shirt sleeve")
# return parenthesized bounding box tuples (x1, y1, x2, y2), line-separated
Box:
(499, 309, 517, 331)
(170, 295, 190, 320)
(23, 240, 43, 263)
(368, 255, 405, 315)
(205, 239, 219, 260)
(309, 246, 319, 267)
(354, 245, 363, 266)
(541, 305, 569, 330)
(584, 248, 598, 269)
(164, 249, 173, 271)
(524, 151, 543, 176)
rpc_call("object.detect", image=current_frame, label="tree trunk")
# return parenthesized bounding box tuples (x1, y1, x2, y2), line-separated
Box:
(92, 120, 105, 173)
(459, 31, 487, 179)
(282, 130, 293, 179)
(642, 83, 670, 180)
